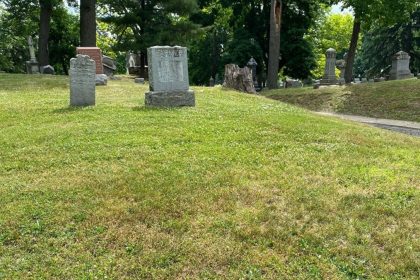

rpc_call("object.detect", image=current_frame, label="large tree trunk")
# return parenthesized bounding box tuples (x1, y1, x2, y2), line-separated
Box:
(80, 0, 96, 47)
(267, 0, 282, 89)
(344, 17, 361, 84)
(38, 0, 52, 66)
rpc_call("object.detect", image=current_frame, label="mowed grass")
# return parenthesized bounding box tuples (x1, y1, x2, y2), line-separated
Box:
(263, 79, 420, 122)
(0, 74, 419, 279)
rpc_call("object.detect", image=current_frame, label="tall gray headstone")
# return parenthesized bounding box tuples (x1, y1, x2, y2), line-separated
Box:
(389, 51, 414, 80)
(26, 36, 39, 74)
(145, 46, 195, 107)
(320, 48, 337, 85)
(69, 55, 96, 106)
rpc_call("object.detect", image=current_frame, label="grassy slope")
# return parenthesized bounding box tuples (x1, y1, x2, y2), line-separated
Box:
(0, 74, 419, 279)
(263, 79, 420, 122)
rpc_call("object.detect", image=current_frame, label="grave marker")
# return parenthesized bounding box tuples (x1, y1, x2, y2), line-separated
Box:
(70, 55, 96, 106)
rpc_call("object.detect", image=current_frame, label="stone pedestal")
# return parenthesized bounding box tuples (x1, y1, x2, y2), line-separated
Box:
(26, 61, 39, 74)
(145, 46, 195, 107)
(389, 51, 414, 80)
(145, 90, 195, 107)
(70, 55, 96, 106)
(320, 48, 337, 85)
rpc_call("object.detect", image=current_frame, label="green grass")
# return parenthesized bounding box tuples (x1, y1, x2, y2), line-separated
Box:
(263, 79, 420, 122)
(0, 74, 419, 279)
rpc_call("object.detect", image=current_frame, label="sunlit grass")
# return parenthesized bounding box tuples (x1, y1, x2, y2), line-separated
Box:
(263, 79, 420, 122)
(0, 74, 419, 279)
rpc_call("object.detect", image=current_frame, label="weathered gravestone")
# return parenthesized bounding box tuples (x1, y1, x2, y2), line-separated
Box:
(145, 46, 195, 107)
(135, 78, 145, 84)
(41, 65, 55, 75)
(320, 48, 337, 85)
(69, 55, 96, 106)
(223, 64, 255, 93)
(285, 79, 303, 88)
(335, 53, 347, 85)
(102, 56, 117, 77)
(389, 51, 414, 80)
(26, 36, 39, 74)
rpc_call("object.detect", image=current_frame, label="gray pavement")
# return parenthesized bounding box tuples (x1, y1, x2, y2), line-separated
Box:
(316, 112, 420, 137)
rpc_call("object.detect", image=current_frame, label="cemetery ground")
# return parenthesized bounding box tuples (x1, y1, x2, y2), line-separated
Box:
(0, 74, 419, 279)
(264, 79, 420, 123)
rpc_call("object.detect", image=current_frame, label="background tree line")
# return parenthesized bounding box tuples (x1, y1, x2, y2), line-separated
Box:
(0, 0, 418, 84)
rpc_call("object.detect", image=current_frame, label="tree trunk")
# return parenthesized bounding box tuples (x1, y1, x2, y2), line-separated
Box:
(223, 64, 256, 93)
(267, 0, 282, 89)
(344, 17, 361, 84)
(80, 0, 96, 47)
(38, 0, 52, 66)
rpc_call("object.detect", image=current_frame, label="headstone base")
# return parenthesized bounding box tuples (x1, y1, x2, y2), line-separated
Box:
(135, 78, 145, 84)
(320, 79, 337, 86)
(26, 61, 39, 74)
(389, 72, 414, 80)
(145, 90, 195, 107)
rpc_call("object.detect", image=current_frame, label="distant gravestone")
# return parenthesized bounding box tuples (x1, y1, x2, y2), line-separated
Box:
(335, 53, 347, 85)
(70, 55, 96, 106)
(389, 51, 414, 80)
(26, 36, 39, 74)
(102, 56, 117, 77)
(41, 65, 55, 75)
(320, 48, 337, 85)
(135, 78, 145, 84)
(95, 74, 108, 86)
(209, 77, 215, 87)
(285, 79, 303, 88)
(145, 46, 195, 107)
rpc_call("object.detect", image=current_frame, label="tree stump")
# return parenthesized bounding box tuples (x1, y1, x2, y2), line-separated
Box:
(223, 64, 256, 93)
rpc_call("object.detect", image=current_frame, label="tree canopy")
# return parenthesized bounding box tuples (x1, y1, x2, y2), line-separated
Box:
(0, 0, 418, 84)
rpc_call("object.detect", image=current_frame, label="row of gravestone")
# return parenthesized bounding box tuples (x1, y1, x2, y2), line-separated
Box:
(317, 49, 415, 88)
(70, 46, 195, 107)
(25, 36, 117, 79)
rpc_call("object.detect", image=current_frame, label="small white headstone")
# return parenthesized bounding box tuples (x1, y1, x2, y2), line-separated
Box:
(70, 55, 96, 106)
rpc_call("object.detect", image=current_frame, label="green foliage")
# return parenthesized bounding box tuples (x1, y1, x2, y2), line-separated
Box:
(308, 13, 355, 78)
(99, 0, 200, 52)
(355, 8, 420, 78)
(0, 0, 78, 73)
(48, 6, 79, 74)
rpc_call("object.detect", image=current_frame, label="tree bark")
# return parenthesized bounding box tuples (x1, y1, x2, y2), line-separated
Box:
(223, 64, 256, 93)
(344, 17, 361, 84)
(38, 0, 53, 66)
(267, 0, 282, 89)
(80, 0, 96, 47)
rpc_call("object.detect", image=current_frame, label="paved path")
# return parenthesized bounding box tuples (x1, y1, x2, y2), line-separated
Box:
(316, 112, 420, 137)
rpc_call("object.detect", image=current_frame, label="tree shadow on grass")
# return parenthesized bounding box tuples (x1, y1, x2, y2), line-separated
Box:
(132, 106, 189, 112)
(266, 92, 335, 111)
(52, 106, 95, 114)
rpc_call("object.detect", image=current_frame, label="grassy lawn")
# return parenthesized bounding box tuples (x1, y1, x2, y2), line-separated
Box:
(0, 74, 419, 279)
(263, 79, 420, 122)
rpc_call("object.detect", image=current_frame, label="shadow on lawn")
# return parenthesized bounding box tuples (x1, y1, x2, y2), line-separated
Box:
(52, 106, 95, 114)
(132, 106, 189, 112)
(266, 91, 335, 111)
